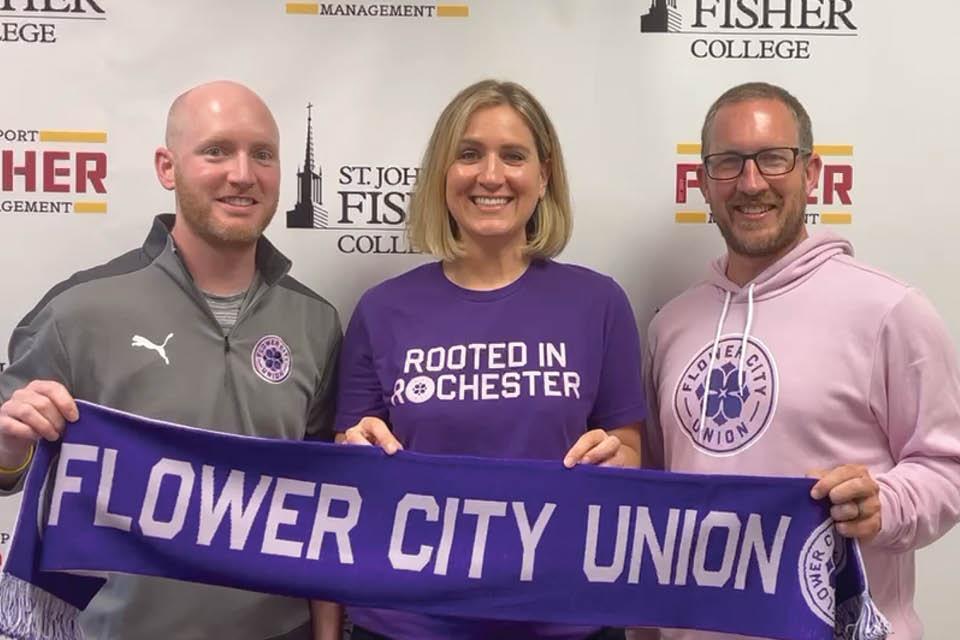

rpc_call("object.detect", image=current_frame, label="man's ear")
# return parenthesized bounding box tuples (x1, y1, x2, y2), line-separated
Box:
(804, 152, 823, 197)
(155, 147, 176, 191)
(696, 164, 710, 201)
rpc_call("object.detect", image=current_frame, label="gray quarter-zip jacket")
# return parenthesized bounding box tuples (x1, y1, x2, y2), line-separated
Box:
(0, 214, 341, 640)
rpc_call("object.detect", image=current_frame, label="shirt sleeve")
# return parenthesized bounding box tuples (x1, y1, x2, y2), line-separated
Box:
(869, 288, 960, 551)
(304, 312, 343, 441)
(587, 278, 647, 429)
(333, 297, 390, 432)
(0, 302, 72, 495)
(1, 303, 72, 405)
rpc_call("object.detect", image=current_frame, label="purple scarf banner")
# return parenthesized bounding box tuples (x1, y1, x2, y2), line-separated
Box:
(0, 402, 889, 640)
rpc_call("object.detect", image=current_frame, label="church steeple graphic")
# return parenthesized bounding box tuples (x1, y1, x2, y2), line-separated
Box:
(304, 103, 317, 180)
(286, 103, 328, 229)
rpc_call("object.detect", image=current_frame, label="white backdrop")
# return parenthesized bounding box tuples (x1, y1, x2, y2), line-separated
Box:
(1, 0, 957, 635)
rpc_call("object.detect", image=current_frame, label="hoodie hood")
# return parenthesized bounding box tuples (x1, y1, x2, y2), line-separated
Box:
(695, 230, 853, 436)
(707, 230, 853, 302)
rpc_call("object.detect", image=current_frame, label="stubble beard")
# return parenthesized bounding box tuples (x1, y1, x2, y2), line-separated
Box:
(715, 190, 806, 259)
(175, 178, 278, 249)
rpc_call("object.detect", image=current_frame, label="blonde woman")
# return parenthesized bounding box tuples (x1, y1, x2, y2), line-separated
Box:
(333, 80, 646, 640)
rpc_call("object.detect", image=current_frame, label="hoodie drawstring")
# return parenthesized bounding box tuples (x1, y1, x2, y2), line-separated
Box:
(699, 291, 731, 433)
(737, 283, 756, 389)
(699, 283, 756, 432)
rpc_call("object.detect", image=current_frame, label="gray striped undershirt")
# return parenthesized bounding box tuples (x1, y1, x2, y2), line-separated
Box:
(201, 289, 246, 333)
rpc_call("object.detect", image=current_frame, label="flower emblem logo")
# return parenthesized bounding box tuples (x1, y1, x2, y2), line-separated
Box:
(696, 362, 750, 426)
(404, 375, 436, 403)
(252, 335, 292, 384)
(263, 347, 285, 373)
(673, 335, 778, 456)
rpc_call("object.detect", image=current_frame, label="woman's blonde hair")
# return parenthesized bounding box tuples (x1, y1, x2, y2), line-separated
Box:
(407, 80, 572, 260)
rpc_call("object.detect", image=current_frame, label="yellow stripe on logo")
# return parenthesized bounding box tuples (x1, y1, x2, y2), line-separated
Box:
(74, 201, 107, 214)
(675, 211, 707, 224)
(286, 2, 319, 13)
(436, 4, 468, 17)
(820, 212, 852, 225)
(813, 144, 853, 156)
(39, 131, 107, 143)
(676, 143, 852, 156)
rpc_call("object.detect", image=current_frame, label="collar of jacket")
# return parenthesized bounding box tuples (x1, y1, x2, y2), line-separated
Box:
(144, 214, 292, 286)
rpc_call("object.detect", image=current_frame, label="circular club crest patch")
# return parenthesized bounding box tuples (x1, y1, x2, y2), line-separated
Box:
(799, 518, 848, 627)
(252, 335, 292, 384)
(672, 335, 778, 456)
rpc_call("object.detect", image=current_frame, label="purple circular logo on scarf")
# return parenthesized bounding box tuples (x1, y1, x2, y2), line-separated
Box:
(252, 335, 292, 384)
(799, 518, 847, 627)
(672, 335, 778, 456)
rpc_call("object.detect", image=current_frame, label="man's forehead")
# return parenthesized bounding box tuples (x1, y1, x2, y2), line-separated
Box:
(187, 113, 279, 144)
(171, 121, 278, 154)
(708, 99, 798, 146)
(716, 98, 792, 119)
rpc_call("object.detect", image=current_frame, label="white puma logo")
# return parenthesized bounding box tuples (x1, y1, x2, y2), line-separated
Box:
(131, 333, 174, 365)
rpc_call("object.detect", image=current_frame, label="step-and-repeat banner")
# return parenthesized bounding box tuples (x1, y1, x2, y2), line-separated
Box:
(1, 0, 957, 635)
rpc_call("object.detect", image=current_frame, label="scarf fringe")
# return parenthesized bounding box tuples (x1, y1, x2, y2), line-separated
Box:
(835, 591, 892, 640)
(0, 573, 83, 640)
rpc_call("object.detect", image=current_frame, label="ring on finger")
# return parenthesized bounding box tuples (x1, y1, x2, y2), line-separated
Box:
(854, 499, 863, 520)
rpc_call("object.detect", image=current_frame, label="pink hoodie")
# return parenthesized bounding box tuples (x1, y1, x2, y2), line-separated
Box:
(640, 231, 960, 640)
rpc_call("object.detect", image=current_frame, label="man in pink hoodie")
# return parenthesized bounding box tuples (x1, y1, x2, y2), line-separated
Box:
(638, 82, 960, 639)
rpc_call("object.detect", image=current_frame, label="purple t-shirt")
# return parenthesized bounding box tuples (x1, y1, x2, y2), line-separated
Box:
(335, 259, 646, 640)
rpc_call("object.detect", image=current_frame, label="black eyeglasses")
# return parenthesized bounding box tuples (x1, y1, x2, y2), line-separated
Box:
(702, 147, 810, 180)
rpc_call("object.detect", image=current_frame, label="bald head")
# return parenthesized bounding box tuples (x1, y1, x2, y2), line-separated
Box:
(164, 80, 279, 150)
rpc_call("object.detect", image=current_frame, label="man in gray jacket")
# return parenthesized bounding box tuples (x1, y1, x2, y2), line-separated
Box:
(0, 81, 341, 639)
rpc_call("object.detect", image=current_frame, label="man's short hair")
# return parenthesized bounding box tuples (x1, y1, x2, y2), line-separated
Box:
(700, 82, 814, 156)
(407, 79, 572, 261)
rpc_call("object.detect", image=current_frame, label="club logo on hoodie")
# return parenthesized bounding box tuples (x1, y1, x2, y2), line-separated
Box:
(673, 335, 778, 455)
